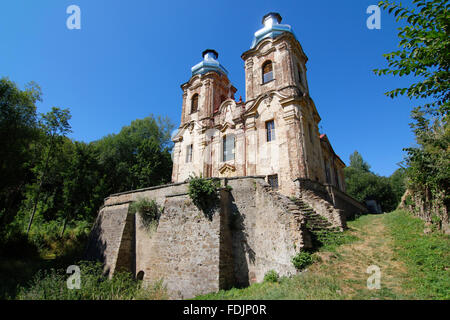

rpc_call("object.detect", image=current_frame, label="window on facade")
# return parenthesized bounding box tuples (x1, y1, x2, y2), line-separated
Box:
(268, 174, 279, 190)
(222, 135, 235, 162)
(262, 61, 273, 84)
(266, 120, 276, 142)
(186, 144, 193, 163)
(191, 94, 199, 113)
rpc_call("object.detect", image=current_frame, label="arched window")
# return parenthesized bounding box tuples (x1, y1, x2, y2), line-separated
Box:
(262, 61, 273, 84)
(223, 135, 235, 162)
(191, 94, 199, 113)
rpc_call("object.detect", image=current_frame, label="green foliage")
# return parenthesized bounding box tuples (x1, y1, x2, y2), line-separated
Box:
(263, 270, 279, 283)
(375, 0, 449, 218)
(374, 0, 449, 115)
(0, 78, 40, 232)
(313, 229, 359, 252)
(389, 168, 407, 206)
(291, 252, 313, 270)
(385, 210, 450, 299)
(349, 151, 371, 172)
(129, 198, 160, 231)
(94, 115, 173, 194)
(15, 261, 167, 300)
(0, 77, 174, 241)
(0, 77, 175, 298)
(187, 174, 220, 218)
(344, 151, 401, 212)
(404, 195, 414, 206)
(194, 272, 343, 300)
(403, 109, 449, 202)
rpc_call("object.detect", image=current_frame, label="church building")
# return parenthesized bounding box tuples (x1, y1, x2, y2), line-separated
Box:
(171, 12, 346, 196)
(86, 13, 368, 299)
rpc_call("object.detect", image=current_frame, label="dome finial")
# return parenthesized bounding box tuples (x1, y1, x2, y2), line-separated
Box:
(262, 12, 282, 25)
(250, 12, 295, 49)
(202, 49, 219, 60)
(191, 49, 228, 76)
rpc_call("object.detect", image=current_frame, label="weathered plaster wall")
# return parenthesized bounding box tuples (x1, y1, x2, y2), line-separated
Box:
(138, 194, 225, 299)
(86, 177, 315, 299)
(85, 203, 132, 275)
(226, 177, 308, 286)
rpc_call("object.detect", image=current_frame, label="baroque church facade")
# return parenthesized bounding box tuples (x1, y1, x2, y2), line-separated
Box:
(171, 12, 346, 196)
(86, 13, 368, 299)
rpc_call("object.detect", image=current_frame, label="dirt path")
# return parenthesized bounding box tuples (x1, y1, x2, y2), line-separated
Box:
(308, 214, 415, 299)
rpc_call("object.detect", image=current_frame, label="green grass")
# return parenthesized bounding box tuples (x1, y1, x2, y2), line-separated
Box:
(194, 211, 450, 300)
(195, 218, 365, 300)
(194, 273, 344, 300)
(313, 229, 359, 253)
(384, 210, 450, 300)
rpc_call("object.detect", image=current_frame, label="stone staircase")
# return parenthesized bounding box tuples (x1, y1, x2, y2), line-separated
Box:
(291, 198, 337, 232)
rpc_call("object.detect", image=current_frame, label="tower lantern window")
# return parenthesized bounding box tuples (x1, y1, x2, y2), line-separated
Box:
(191, 94, 199, 113)
(262, 61, 273, 84)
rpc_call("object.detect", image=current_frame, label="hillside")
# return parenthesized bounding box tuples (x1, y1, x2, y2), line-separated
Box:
(195, 210, 450, 300)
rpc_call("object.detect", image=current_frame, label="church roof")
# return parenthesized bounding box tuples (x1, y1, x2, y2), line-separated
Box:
(191, 49, 228, 76)
(320, 134, 346, 167)
(250, 12, 297, 49)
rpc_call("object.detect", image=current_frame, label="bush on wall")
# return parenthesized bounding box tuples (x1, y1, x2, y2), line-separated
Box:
(187, 174, 220, 219)
(129, 197, 160, 231)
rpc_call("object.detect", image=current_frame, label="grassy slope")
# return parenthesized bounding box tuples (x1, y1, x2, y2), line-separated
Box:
(195, 211, 450, 300)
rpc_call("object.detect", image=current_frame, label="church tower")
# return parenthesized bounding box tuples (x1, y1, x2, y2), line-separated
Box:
(240, 12, 327, 193)
(242, 12, 309, 101)
(172, 13, 345, 196)
(172, 50, 237, 183)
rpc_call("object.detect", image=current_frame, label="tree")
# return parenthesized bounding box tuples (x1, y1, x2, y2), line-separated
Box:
(344, 151, 398, 212)
(349, 151, 371, 172)
(27, 107, 72, 234)
(389, 167, 407, 205)
(0, 78, 40, 233)
(95, 115, 173, 194)
(374, 0, 449, 116)
(374, 0, 449, 219)
(60, 141, 102, 236)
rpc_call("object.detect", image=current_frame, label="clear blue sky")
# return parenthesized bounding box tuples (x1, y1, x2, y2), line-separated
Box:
(1, 0, 419, 176)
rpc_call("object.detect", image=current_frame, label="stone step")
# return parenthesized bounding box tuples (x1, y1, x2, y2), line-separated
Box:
(306, 219, 331, 224)
(289, 197, 335, 232)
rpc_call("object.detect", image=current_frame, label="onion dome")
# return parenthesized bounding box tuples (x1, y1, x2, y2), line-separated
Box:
(250, 13, 296, 49)
(191, 49, 228, 76)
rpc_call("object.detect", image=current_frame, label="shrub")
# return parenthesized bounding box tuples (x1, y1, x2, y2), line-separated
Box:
(188, 174, 220, 218)
(16, 260, 167, 300)
(129, 197, 160, 231)
(292, 252, 313, 270)
(263, 270, 279, 283)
